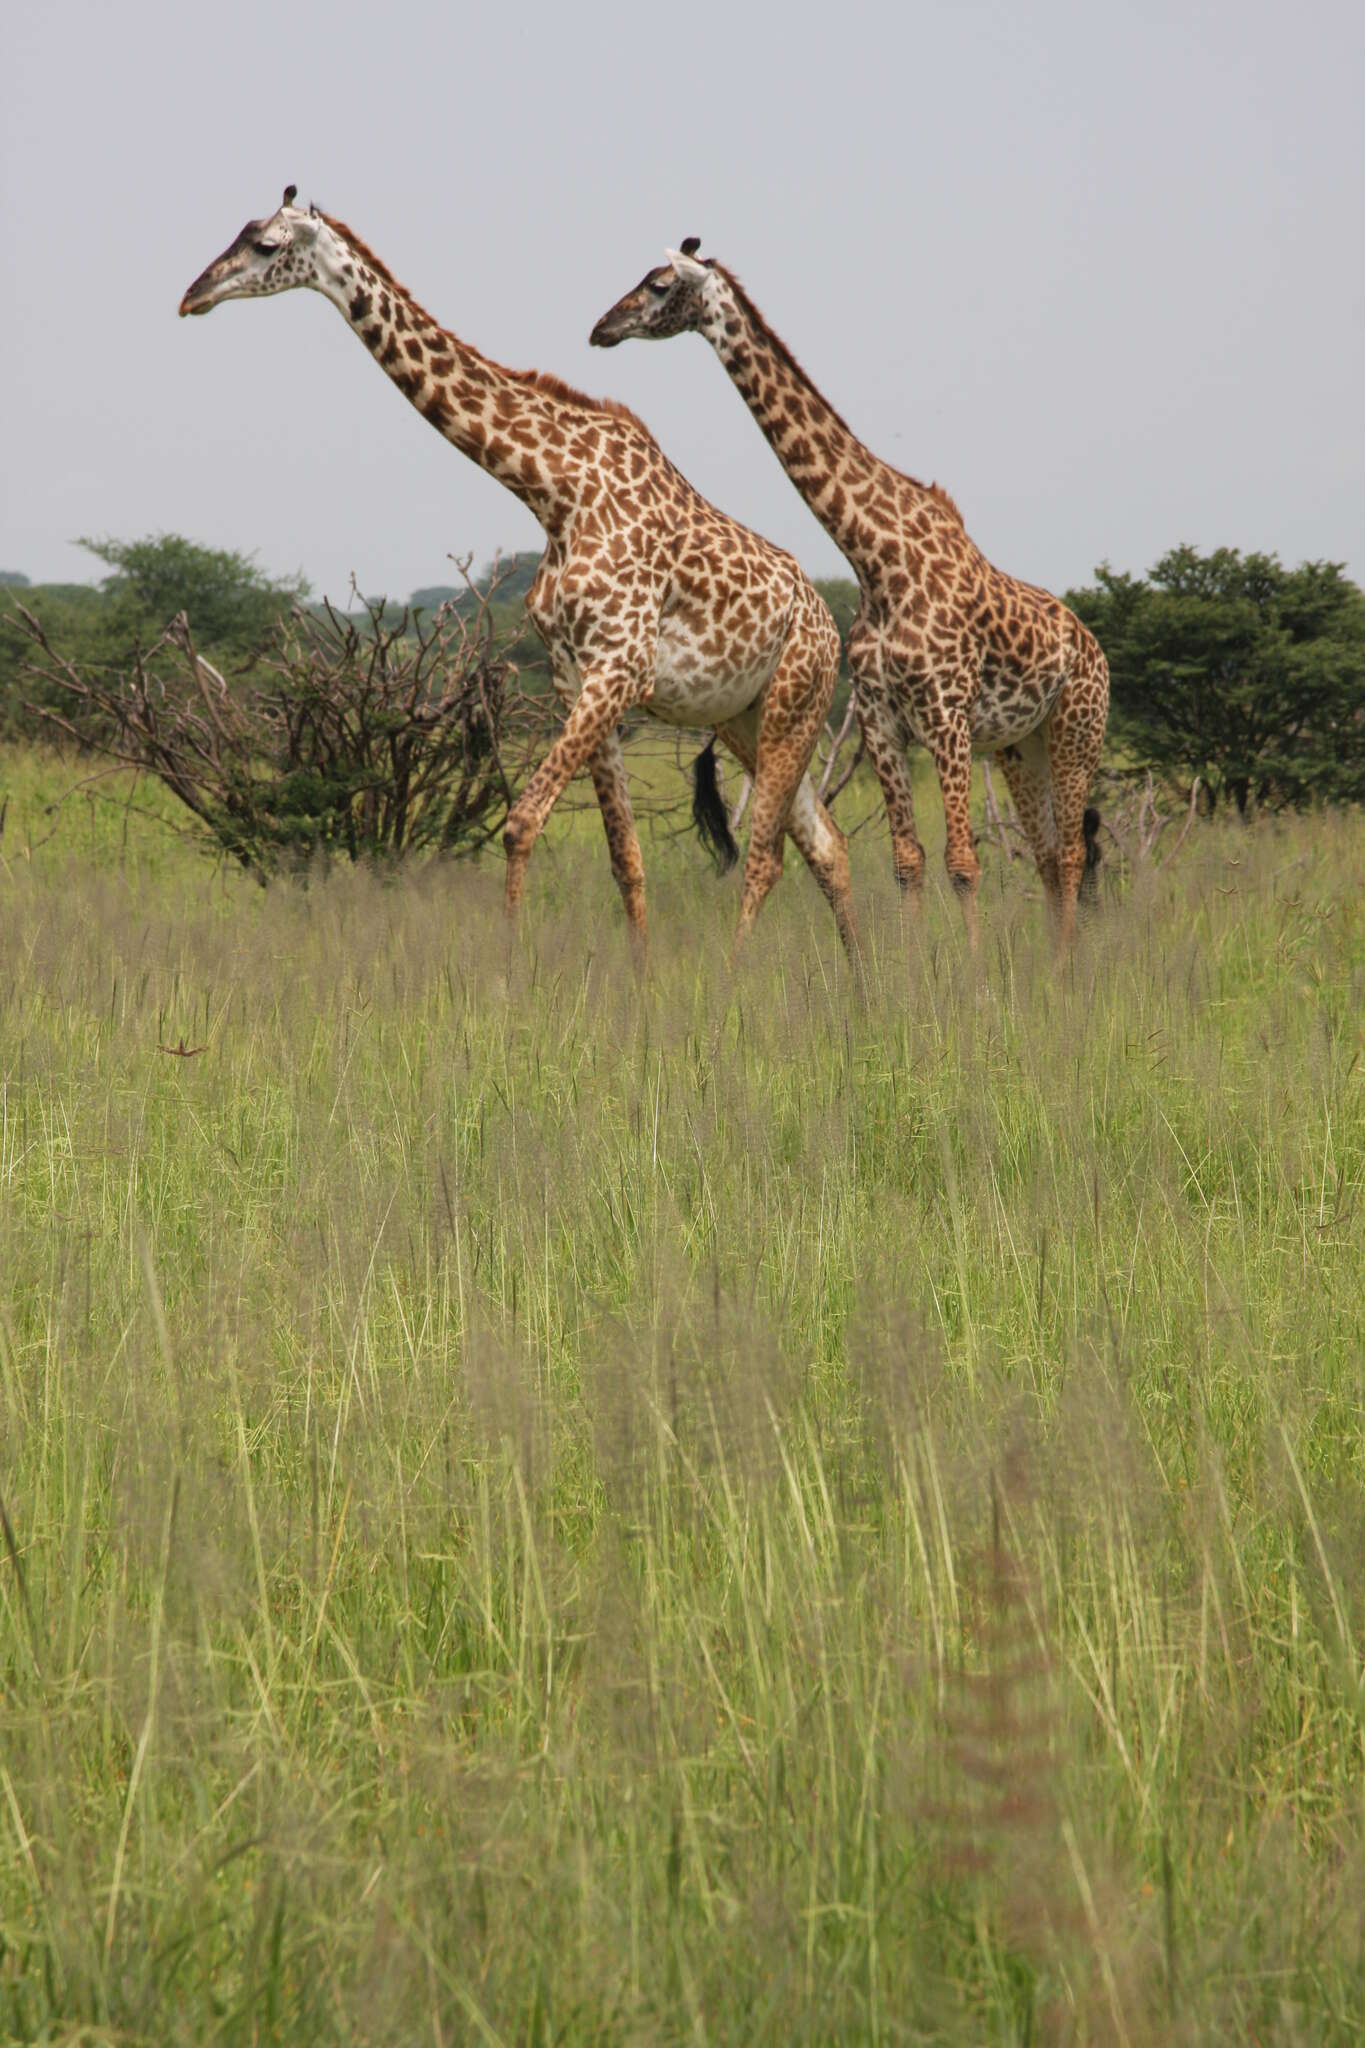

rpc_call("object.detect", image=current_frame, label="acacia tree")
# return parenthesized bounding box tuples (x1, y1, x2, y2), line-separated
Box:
(1067, 547, 1365, 814)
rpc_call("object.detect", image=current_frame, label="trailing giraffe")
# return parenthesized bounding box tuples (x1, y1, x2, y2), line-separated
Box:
(179, 191, 861, 973)
(591, 242, 1109, 947)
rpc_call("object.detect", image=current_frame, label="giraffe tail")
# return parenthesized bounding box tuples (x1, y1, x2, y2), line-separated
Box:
(691, 738, 740, 874)
(1080, 806, 1102, 899)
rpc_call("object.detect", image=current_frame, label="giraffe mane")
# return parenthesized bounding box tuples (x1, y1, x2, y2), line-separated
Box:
(926, 482, 965, 523)
(322, 215, 654, 439)
(713, 264, 965, 528)
(321, 217, 438, 316)
(713, 264, 858, 435)
(517, 369, 652, 434)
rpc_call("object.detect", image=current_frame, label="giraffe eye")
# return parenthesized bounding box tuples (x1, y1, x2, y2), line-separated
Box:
(647, 278, 671, 297)
(253, 239, 282, 257)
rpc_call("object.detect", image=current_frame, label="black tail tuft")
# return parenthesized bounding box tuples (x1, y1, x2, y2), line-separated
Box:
(691, 738, 740, 874)
(1080, 806, 1102, 899)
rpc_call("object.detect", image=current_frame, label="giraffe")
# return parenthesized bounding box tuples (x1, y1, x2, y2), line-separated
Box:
(591, 242, 1110, 948)
(178, 190, 861, 973)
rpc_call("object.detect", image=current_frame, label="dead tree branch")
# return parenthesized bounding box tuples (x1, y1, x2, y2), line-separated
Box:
(11, 570, 553, 876)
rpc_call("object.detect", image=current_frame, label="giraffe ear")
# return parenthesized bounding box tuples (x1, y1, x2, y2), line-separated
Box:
(666, 246, 709, 284)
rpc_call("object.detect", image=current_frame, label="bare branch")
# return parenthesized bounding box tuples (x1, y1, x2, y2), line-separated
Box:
(1087, 765, 1205, 880)
(1156, 776, 1202, 874)
(816, 698, 858, 800)
(7, 590, 553, 875)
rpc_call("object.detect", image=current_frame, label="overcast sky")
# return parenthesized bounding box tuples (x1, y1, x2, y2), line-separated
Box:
(4, 0, 1362, 605)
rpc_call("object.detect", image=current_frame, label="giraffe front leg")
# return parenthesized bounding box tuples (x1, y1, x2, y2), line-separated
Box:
(926, 710, 982, 951)
(541, 652, 648, 972)
(502, 671, 640, 931)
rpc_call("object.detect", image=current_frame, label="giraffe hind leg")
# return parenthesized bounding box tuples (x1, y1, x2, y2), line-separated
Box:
(716, 670, 862, 972)
(783, 775, 863, 974)
(857, 686, 928, 908)
(586, 729, 649, 973)
(1045, 647, 1110, 947)
(997, 733, 1062, 918)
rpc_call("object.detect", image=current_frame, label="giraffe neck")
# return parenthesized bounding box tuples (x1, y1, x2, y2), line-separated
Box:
(698, 268, 925, 580)
(313, 220, 581, 532)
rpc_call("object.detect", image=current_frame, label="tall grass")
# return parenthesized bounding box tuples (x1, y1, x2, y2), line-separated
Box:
(1, 748, 1362, 2042)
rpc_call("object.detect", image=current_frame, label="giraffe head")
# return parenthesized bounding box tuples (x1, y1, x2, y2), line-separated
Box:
(178, 186, 337, 316)
(588, 238, 717, 349)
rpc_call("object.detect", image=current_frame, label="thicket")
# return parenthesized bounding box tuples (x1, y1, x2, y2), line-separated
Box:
(9, 577, 546, 875)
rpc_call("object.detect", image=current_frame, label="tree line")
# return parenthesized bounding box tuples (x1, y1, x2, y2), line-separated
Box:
(3, 533, 1362, 874)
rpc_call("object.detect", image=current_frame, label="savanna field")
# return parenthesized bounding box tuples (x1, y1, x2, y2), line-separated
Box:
(1, 747, 1363, 2043)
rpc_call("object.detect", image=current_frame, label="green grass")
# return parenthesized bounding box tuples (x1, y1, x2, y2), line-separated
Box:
(1, 746, 1363, 2042)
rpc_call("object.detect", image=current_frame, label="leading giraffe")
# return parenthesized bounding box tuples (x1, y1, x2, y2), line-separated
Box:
(178, 191, 860, 973)
(591, 243, 1109, 947)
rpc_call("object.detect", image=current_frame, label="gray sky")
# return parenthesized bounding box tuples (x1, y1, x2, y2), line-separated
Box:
(4, 0, 1362, 604)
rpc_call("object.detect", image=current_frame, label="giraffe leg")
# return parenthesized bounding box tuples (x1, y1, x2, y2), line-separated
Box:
(586, 730, 649, 975)
(544, 657, 648, 969)
(925, 710, 981, 950)
(856, 686, 927, 913)
(725, 611, 846, 961)
(503, 671, 641, 924)
(716, 709, 863, 974)
(1045, 648, 1109, 951)
(783, 779, 863, 974)
(996, 732, 1062, 923)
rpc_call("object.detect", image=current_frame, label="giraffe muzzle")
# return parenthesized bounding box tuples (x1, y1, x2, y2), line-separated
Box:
(179, 259, 236, 316)
(178, 276, 218, 316)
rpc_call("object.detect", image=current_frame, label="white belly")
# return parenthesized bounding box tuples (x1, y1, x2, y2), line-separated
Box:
(645, 615, 778, 728)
